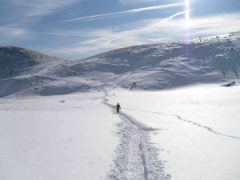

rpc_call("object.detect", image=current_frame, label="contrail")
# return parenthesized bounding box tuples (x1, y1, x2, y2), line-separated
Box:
(85, 11, 185, 52)
(63, 2, 184, 22)
(107, 11, 186, 42)
(154, 11, 185, 25)
(34, 11, 185, 40)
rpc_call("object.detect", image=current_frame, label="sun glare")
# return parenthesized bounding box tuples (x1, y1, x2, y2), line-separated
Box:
(185, 0, 191, 27)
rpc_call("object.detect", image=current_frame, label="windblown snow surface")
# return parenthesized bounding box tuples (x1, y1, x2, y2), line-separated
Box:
(0, 33, 240, 180)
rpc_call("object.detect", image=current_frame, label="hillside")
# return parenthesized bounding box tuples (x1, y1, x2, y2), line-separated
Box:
(0, 47, 65, 97)
(57, 33, 240, 89)
(0, 46, 61, 79)
(0, 33, 240, 98)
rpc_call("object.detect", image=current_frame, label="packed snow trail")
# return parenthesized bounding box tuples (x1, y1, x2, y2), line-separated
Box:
(101, 89, 170, 180)
(123, 107, 240, 141)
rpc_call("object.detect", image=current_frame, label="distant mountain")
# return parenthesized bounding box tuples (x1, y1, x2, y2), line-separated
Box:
(0, 46, 60, 79)
(0, 32, 240, 98)
(58, 33, 240, 90)
(0, 46, 66, 97)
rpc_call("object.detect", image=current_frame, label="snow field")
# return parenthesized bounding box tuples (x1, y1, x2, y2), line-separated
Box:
(108, 84, 240, 180)
(0, 92, 120, 180)
(1, 83, 240, 180)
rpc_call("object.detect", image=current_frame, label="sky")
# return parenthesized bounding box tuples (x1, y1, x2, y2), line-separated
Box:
(0, 0, 239, 60)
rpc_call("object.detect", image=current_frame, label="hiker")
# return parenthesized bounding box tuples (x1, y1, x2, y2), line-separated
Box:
(116, 103, 121, 113)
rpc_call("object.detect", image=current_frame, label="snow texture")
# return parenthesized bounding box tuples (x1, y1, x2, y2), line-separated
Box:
(1, 32, 240, 180)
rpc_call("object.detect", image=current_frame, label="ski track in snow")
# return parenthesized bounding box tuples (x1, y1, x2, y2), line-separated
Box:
(101, 89, 170, 180)
(124, 108, 240, 141)
(175, 114, 240, 141)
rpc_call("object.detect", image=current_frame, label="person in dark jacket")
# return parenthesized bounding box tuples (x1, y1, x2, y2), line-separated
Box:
(116, 103, 121, 113)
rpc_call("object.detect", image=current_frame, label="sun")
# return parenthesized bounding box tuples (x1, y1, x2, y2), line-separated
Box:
(185, 0, 191, 27)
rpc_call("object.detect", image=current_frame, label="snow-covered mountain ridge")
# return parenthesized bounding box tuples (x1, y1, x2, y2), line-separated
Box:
(0, 33, 240, 97)
(65, 35, 239, 89)
(0, 46, 62, 78)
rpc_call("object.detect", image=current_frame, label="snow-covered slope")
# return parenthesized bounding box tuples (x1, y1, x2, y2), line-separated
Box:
(0, 46, 60, 78)
(0, 47, 66, 97)
(53, 33, 240, 91)
(1, 33, 240, 98)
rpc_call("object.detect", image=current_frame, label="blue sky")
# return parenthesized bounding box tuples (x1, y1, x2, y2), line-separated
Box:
(0, 0, 239, 59)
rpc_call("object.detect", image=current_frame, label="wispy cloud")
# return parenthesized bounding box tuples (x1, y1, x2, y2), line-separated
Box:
(52, 11, 185, 58)
(119, 0, 159, 4)
(83, 11, 186, 51)
(52, 13, 240, 59)
(63, 2, 184, 22)
(7, 0, 78, 16)
(0, 26, 28, 39)
(34, 32, 86, 37)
